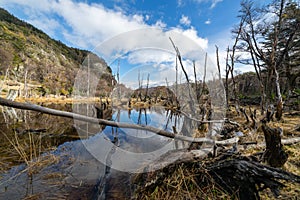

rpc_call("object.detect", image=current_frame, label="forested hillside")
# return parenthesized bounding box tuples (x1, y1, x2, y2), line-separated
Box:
(0, 8, 114, 97)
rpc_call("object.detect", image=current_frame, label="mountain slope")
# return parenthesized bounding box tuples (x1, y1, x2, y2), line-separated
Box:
(0, 7, 113, 97)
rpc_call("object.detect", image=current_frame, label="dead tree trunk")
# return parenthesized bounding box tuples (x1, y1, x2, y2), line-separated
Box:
(225, 47, 230, 109)
(144, 73, 150, 102)
(169, 37, 195, 115)
(246, 34, 266, 115)
(117, 59, 121, 100)
(193, 60, 200, 102)
(274, 67, 283, 121)
(261, 122, 288, 167)
(137, 69, 143, 101)
(200, 52, 207, 98)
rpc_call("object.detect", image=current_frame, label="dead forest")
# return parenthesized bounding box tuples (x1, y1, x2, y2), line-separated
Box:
(0, 0, 300, 199)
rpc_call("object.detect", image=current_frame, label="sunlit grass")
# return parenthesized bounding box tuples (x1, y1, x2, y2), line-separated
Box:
(0, 128, 59, 176)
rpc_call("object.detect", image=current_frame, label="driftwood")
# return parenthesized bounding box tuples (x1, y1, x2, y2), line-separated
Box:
(0, 97, 237, 145)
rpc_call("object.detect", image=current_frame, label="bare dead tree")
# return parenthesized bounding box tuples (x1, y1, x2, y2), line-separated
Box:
(144, 73, 150, 102)
(237, 0, 298, 120)
(175, 54, 178, 99)
(193, 60, 200, 102)
(229, 16, 245, 114)
(169, 38, 190, 84)
(165, 77, 171, 103)
(137, 69, 143, 101)
(225, 47, 230, 109)
(200, 52, 207, 98)
(117, 59, 121, 100)
(169, 37, 195, 114)
(245, 34, 266, 114)
(215, 46, 222, 80)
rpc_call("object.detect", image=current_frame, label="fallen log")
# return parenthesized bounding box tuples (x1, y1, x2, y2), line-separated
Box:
(281, 137, 300, 145)
(239, 137, 300, 151)
(0, 97, 235, 145)
(284, 111, 300, 116)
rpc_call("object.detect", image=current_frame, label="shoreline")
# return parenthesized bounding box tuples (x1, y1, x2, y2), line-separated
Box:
(15, 96, 104, 104)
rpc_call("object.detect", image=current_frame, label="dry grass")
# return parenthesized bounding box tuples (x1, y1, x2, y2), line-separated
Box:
(135, 106, 300, 199)
(134, 162, 234, 200)
(256, 143, 300, 199)
(16, 96, 103, 104)
(0, 128, 59, 177)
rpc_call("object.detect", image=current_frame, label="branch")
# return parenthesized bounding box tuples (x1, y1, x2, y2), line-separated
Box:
(0, 97, 237, 145)
(169, 37, 195, 114)
(169, 37, 189, 84)
(215, 46, 221, 77)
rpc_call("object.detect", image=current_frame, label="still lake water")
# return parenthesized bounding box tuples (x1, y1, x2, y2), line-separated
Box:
(0, 104, 189, 199)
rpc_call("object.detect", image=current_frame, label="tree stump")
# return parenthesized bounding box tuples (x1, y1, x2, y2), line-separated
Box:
(261, 122, 288, 167)
(275, 100, 283, 121)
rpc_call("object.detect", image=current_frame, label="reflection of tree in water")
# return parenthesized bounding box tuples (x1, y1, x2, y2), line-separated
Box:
(0, 104, 82, 173)
(112, 109, 120, 145)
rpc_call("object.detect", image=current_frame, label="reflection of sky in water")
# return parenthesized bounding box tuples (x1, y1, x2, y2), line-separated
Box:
(81, 108, 185, 172)
(102, 108, 183, 152)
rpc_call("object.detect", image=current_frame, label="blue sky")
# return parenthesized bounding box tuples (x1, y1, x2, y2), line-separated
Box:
(0, 0, 252, 47)
(0, 0, 272, 87)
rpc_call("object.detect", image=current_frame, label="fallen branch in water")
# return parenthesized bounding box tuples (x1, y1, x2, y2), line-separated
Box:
(0, 97, 238, 145)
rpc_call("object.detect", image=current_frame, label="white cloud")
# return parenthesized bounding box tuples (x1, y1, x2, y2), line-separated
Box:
(192, 0, 223, 9)
(0, 0, 208, 51)
(145, 14, 150, 21)
(52, 0, 148, 44)
(28, 17, 62, 38)
(177, 0, 184, 7)
(170, 27, 208, 50)
(154, 20, 167, 29)
(93, 28, 214, 89)
(94, 28, 208, 64)
(179, 15, 191, 26)
(1, 0, 217, 82)
(205, 19, 211, 25)
(127, 49, 174, 65)
(210, 0, 223, 9)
